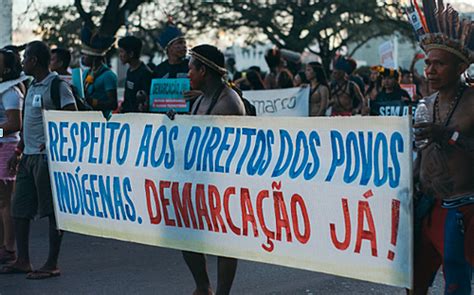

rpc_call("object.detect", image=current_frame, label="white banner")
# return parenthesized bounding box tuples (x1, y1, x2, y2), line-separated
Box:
(243, 87, 309, 117)
(44, 111, 413, 288)
(379, 41, 396, 69)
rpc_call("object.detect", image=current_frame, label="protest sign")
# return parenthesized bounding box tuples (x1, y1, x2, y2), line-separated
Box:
(71, 68, 85, 99)
(243, 87, 309, 117)
(44, 111, 413, 288)
(149, 78, 190, 113)
(379, 41, 396, 69)
(400, 84, 417, 100)
(370, 100, 417, 116)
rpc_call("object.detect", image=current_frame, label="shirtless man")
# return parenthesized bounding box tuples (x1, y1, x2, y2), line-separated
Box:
(184, 44, 245, 295)
(329, 57, 365, 116)
(413, 39, 474, 295)
(305, 62, 329, 116)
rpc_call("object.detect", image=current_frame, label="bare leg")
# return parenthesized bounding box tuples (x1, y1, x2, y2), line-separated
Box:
(39, 214, 62, 271)
(0, 206, 3, 249)
(216, 257, 237, 295)
(182, 251, 213, 295)
(10, 217, 32, 271)
(0, 181, 15, 251)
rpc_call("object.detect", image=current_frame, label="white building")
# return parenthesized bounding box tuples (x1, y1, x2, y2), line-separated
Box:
(0, 0, 13, 48)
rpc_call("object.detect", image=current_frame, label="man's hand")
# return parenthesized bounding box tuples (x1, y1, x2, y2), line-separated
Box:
(414, 122, 449, 145)
(361, 106, 371, 116)
(7, 154, 21, 175)
(136, 90, 149, 112)
(166, 109, 176, 120)
(136, 90, 148, 103)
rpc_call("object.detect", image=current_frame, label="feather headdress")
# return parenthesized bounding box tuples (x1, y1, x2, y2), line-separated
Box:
(157, 16, 185, 51)
(407, 0, 473, 64)
(81, 26, 115, 57)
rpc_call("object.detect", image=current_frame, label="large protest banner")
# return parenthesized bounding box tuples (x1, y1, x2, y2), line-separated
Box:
(43, 111, 413, 288)
(243, 87, 309, 116)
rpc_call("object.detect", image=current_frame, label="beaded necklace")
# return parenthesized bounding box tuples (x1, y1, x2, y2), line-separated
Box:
(434, 84, 466, 126)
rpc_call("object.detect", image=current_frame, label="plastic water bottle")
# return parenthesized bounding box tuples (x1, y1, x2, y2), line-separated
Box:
(414, 100, 430, 149)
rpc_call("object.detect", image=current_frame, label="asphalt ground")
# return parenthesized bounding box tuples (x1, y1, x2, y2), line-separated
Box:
(0, 218, 462, 295)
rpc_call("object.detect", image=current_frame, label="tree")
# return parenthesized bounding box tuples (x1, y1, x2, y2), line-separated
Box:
(35, 0, 414, 71)
(35, 0, 163, 63)
(73, 0, 150, 36)
(174, 0, 414, 71)
(35, 4, 97, 51)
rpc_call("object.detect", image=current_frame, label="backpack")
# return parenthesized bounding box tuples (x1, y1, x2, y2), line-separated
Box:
(229, 83, 257, 116)
(50, 76, 93, 111)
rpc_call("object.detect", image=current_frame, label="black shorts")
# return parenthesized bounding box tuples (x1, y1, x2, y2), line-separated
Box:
(11, 154, 54, 219)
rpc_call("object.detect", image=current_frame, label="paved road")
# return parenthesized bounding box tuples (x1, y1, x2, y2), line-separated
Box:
(0, 219, 452, 294)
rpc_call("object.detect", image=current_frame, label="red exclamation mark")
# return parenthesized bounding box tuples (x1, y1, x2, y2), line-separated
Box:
(387, 199, 400, 261)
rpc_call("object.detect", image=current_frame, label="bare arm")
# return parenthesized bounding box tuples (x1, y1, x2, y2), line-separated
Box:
(212, 88, 245, 116)
(0, 109, 21, 135)
(316, 86, 329, 116)
(353, 83, 364, 114)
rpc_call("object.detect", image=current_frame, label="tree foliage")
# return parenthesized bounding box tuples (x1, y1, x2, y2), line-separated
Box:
(173, 0, 414, 69)
(35, 0, 163, 62)
(35, 0, 414, 70)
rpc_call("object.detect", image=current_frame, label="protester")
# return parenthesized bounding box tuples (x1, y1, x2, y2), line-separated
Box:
(293, 70, 309, 87)
(329, 56, 365, 116)
(246, 69, 265, 90)
(184, 44, 245, 295)
(365, 65, 383, 101)
(118, 36, 153, 113)
(276, 68, 294, 89)
(263, 48, 285, 89)
(235, 69, 265, 90)
(400, 68, 422, 101)
(305, 61, 329, 116)
(409, 52, 433, 98)
(374, 68, 410, 102)
(225, 57, 239, 81)
(153, 20, 202, 108)
(3, 45, 28, 93)
(0, 41, 77, 279)
(411, 1, 474, 293)
(347, 57, 365, 93)
(50, 48, 72, 81)
(153, 21, 189, 79)
(0, 48, 24, 265)
(81, 27, 118, 119)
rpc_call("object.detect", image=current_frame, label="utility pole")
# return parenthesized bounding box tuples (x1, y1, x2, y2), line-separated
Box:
(0, 0, 13, 48)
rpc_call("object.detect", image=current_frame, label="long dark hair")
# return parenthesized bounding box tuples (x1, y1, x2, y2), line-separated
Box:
(308, 62, 328, 87)
(246, 69, 265, 90)
(0, 48, 22, 82)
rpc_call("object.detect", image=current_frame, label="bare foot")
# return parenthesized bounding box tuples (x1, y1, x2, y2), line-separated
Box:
(0, 261, 32, 274)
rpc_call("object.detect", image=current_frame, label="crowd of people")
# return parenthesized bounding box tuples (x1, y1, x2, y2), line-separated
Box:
(0, 1, 472, 293)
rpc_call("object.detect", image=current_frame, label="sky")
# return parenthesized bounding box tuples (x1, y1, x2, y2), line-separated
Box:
(12, 0, 70, 43)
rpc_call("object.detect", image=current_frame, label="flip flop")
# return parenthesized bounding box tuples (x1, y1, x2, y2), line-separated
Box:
(26, 269, 61, 280)
(0, 265, 32, 274)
